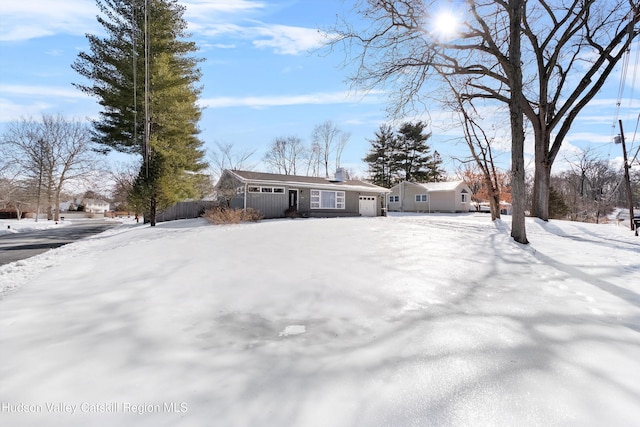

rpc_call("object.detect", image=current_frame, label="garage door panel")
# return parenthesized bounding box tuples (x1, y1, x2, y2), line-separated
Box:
(359, 196, 377, 217)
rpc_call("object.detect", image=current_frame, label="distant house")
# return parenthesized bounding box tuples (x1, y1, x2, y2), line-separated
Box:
(83, 199, 110, 213)
(387, 180, 472, 213)
(216, 169, 390, 219)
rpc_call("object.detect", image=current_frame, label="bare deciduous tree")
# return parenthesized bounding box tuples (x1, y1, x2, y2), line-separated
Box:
(311, 120, 350, 178)
(304, 142, 323, 177)
(109, 161, 139, 212)
(264, 136, 306, 175)
(1, 114, 98, 221)
(553, 150, 618, 222)
(454, 101, 504, 220)
(328, 0, 639, 243)
(209, 141, 256, 182)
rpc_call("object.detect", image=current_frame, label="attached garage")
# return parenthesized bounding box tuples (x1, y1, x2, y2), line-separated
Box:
(358, 195, 378, 217)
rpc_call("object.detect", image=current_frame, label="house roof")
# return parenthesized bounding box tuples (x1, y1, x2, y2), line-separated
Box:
(223, 170, 390, 193)
(83, 199, 110, 205)
(397, 180, 468, 192)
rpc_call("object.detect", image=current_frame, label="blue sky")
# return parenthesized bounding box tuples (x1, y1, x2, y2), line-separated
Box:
(1, 0, 639, 180)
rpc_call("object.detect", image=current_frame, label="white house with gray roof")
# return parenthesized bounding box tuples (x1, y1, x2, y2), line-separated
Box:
(387, 180, 472, 213)
(216, 169, 390, 218)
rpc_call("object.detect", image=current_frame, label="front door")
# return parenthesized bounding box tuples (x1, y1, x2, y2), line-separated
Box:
(288, 189, 298, 210)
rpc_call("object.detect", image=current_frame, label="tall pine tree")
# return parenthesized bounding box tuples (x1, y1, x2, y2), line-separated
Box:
(394, 121, 439, 182)
(363, 124, 397, 188)
(364, 121, 443, 187)
(73, 0, 207, 225)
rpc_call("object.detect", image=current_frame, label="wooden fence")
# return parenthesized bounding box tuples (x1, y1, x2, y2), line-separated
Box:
(156, 200, 218, 223)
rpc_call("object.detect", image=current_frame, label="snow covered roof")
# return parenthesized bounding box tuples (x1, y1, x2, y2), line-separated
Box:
(410, 180, 467, 192)
(83, 198, 110, 206)
(223, 170, 390, 193)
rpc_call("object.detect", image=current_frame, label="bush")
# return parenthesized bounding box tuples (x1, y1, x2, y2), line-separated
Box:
(284, 207, 300, 218)
(203, 207, 263, 224)
(548, 187, 570, 219)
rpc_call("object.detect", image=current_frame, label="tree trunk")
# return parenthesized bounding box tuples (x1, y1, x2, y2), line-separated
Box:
(490, 190, 501, 222)
(149, 196, 157, 226)
(530, 128, 551, 221)
(508, 0, 528, 244)
(46, 188, 54, 221)
(53, 184, 62, 222)
(484, 175, 501, 221)
(531, 157, 551, 221)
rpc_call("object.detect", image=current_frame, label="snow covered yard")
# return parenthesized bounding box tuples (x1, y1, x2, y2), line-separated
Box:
(0, 218, 69, 235)
(0, 214, 639, 426)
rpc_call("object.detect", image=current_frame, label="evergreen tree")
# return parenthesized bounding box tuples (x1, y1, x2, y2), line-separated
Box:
(73, 0, 207, 225)
(364, 121, 443, 186)
(548, 186, 569, 220)
(394, 121, 440, 182)
(363, 124, 397, 188)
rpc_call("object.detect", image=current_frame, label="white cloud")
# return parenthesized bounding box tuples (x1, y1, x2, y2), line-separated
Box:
(251, 24, 325, 55)
(201, 90, 383, 108)
(0, 99, 52, 122)
(181, 0, 265, 16)
(0, 85, 96, 123)
(193, 23, 246, 38)
(0, 84, 87, 100)
(0, 0, 97, 41)
(565, 131, 616, 145)
(194, 21, 327, 56)
(0, 0, 324, 57)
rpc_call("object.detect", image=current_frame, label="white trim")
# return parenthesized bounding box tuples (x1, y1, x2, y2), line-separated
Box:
(248, 186, 285, 194)
(311, 190, 346, 209)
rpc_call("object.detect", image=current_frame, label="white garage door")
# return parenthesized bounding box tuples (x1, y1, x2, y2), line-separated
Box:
(359, 196, 377, 217)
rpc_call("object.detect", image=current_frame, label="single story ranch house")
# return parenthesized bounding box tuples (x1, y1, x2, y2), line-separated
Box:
(387, 180, 472, 213)
(216, 169, 390, 219)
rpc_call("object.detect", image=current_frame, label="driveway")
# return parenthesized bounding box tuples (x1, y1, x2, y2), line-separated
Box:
(0, 220, 117, 266)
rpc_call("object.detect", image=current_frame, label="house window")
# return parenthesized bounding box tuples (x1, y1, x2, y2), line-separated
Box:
(461, 193, 468, 203)
(389, 195, 400, 203)
(249, 186, 285, 194)
(415, 194, 428, 202)
(311, 190, 345, 209)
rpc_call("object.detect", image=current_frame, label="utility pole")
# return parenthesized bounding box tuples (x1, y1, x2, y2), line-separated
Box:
(615, 120, 635, 231)
(144, 0, 150, 179)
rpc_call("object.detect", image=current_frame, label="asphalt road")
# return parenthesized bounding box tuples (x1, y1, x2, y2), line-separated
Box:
(0, 220, 117, 266)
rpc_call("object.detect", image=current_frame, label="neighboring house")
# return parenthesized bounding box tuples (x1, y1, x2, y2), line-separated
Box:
(83, 199, 111, 213)
(387, 180, 472, 213)
(216, 169, 390, 218)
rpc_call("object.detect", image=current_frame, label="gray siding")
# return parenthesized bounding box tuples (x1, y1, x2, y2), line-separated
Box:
(216, 170, 389, 218)
(246, 192, 288, 218)
(387, 181, 470, 213)
(298, 188, 360, 217)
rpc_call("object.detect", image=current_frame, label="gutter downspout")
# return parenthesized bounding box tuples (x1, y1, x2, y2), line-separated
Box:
(243, 182, 248, 212)
(384, 192, 388, 216)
